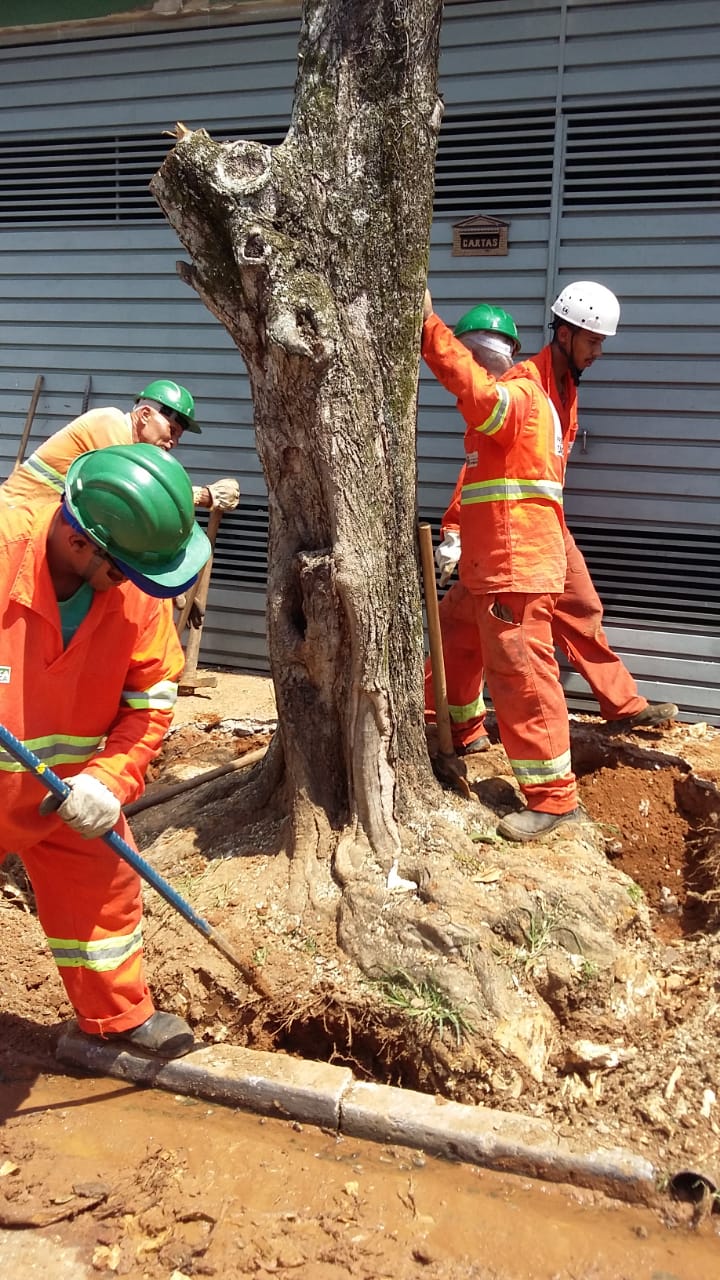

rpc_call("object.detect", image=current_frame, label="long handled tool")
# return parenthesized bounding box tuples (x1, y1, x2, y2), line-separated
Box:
(176, 506, 223, 693)
(0, 721, 272, 999)
(418, 522, 471, 800)
(14, 374, 44, 469)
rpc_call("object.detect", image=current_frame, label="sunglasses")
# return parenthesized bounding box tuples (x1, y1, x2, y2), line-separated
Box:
(158, 406, 188, 432)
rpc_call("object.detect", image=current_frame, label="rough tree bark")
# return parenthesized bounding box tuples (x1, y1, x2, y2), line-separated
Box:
(152, 0, 445, 904)
(148, 5, 655, 1084)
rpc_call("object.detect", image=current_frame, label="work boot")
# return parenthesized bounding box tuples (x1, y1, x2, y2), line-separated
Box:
(108, 1011, 195, 1059)
(497, 807, 583, 843)
(609, 702, 678, 731)
(459, 735, 491, 756)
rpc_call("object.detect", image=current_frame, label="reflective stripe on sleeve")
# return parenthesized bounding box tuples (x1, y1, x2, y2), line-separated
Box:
(17, 453, 66, 493)
(469, 384, 510, 437)
(121, 680, 178, 711)
(47, 925, 143, 972)
(0, 733, 104, 772)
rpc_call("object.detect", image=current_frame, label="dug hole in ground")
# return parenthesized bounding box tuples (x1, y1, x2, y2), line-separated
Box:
(2, 669, 719, 1279)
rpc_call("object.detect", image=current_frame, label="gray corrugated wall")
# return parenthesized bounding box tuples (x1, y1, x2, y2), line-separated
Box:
(0, 1, 718, 716)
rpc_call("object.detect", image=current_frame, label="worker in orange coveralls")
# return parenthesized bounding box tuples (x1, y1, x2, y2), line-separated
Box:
(426, 282, 678, 754)
(0, 444, 211, 1058)
(422, 287, 581, 842)
(0, 378, 240, 516)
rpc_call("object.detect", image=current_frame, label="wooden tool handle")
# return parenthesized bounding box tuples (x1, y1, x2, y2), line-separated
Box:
(419, 522, 455, 756)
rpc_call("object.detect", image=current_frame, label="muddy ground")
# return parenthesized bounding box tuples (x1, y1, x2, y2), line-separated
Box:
(2, 672, 720, 1277)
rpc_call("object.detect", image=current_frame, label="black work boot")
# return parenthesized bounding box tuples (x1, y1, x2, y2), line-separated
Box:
(497, 808, 584, 843)
(609, 702, 678, 731)
(108, 1011, 195, 1059)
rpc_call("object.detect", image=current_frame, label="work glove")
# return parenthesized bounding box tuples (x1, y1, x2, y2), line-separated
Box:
(39, 773, 122, 840)
(434, 529, 461, 576)
(192, 479, 240, 511)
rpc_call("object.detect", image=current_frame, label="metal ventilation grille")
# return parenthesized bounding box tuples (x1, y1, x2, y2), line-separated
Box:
(204, 504, 270, 590)
(564, 99, 720, 209)
(571, 524, 720, 633)
(207, 507, 720, 637)
(4, 98, 719, 225)
(0, 125, 287, 226)
(0, 109, 558, 225)
(434, 109, 556, 216)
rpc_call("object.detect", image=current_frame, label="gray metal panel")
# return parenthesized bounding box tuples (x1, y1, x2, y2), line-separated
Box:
(0, 2, 718, 721)
(563, 0, 720, 101)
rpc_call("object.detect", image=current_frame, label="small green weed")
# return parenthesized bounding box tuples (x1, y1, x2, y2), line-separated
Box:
(578, 958, 599, 986)
(626, 880, 645, 906)
(375, 970, 474, 1046)
(252, 946, 268, 967)
(515, 894, 570, 972)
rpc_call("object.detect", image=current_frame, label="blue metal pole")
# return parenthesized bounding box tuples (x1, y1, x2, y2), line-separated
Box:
(0, 721, 270, 997)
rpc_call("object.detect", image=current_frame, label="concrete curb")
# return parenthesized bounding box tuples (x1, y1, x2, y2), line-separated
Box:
(56, 1027, 658, 1205)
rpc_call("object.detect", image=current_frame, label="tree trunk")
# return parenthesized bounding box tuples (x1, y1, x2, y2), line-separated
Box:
(151, 0, 445, 907)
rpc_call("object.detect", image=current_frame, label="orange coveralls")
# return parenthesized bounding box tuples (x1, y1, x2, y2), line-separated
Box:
(0, 501, 184, 1035)
(425, 343, 646, 746)
(0, 408, 132, 508)
(422, 314, 576, 814)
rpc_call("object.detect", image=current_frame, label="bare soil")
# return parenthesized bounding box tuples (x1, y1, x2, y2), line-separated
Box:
(2, 671, 720, 1277)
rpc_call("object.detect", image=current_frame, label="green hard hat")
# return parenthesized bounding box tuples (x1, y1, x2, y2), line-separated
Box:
(454, 303, 521, 352)
(136, 379, 201, 434)
(64, 444, 211, 598)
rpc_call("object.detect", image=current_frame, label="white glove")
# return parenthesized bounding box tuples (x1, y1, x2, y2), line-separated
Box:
(192, 479, 240, 511)
(40, 773, 121, 840)
(434, 529, 461, 574)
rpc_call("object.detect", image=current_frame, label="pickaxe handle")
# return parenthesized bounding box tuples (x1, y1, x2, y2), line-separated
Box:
(14, 374, 44, 469)
(0, 721, 272, 998)
(418, 522, 455, 757)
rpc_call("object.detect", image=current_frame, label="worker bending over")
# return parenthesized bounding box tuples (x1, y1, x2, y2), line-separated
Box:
(0, 445, 210, 1058)
(426, 282, 677, 753)
(1, 378, 240, 516)
(422, 288, 580, 842)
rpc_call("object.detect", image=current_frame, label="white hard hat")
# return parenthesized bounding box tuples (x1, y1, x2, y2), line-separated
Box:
(551, 281, 620, 337)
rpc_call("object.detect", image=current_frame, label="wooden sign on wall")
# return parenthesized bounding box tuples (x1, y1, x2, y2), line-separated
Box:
(453, 214, 509, 257)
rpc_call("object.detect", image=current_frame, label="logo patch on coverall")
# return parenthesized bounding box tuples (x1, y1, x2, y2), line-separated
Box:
(0, 666, 10, 684)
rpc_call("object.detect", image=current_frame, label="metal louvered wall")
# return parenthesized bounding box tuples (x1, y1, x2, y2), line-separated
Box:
(0, 1, 718, 719)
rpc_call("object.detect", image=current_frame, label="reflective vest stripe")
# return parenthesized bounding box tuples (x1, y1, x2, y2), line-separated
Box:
(0, 733, 103, 772)
(448, 694, 486, 724)
(48, 924, 143, 972)
(461, 477, 564, 506)
(508, 751, 573, 785)
(18, 453, 65, 492)
(122, 679, 178, 712)
(469, 384, 510, 437)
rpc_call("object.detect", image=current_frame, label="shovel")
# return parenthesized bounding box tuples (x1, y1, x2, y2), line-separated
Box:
(0, 721, 272, 1000)
(418, 523, 471, 800)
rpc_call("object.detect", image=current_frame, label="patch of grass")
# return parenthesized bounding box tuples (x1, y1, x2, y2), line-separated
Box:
(515, 894, 573, 972)
(626, 880, 645, 906)
(453, 850, 487, 875)
(375, 970, 474, 1046)
(577, 958, 599, 986)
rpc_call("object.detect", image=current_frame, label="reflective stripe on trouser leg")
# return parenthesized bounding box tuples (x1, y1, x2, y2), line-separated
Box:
(471, 590, 577, 813)
(18, 812, 154, 1036)
(552, 527, 645, 720)
(424, 581, 488, 748)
